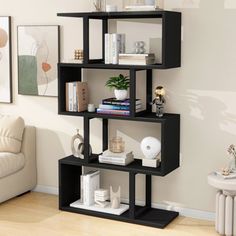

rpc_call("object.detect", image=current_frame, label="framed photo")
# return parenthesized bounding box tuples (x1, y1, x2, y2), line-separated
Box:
(0, 16, 12, 103)
(17, 25, 60, 97)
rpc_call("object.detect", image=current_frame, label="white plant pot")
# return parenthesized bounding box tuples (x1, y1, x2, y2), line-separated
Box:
(114, 89, 128, 100)
(141, 137, 161, 159)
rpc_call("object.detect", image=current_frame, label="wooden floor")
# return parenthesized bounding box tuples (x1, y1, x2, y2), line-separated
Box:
(0, 192, 217, 236)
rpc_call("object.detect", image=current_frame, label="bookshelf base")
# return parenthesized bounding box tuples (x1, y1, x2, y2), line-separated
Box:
(60, 205, 179, 229)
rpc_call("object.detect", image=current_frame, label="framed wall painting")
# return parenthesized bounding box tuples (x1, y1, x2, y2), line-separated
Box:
(0, 16, 12, 103)
(17, 25, 60, 97)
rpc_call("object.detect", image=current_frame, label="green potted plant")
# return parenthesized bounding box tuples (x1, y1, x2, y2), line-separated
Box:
(105, 74, 130, 100)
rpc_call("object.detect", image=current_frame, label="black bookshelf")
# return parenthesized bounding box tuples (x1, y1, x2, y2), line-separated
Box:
(58, 10, 181, 69)
(58, 10, 181, 229)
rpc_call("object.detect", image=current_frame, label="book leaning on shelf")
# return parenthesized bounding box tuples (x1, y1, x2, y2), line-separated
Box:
(105, 33, 125, 64)
(80, 170, 100, 206)
(66, 81, 88, 112)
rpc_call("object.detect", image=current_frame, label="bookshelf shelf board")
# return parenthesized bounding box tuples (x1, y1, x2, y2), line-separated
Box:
(57, 10, 179, 20)
(58, 111, 179, 124)
(59, 62, 176, 70)
(60, 155, 165, 176)
(60, 205, 179, 229)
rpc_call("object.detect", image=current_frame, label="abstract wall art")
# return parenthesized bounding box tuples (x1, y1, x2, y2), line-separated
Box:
(17, 25, 60, 97)
(0, 16, 12, 103)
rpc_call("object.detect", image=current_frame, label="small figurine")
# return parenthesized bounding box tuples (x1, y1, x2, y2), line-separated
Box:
(153, 86, 166, 117)
(110, 186, 121, 209)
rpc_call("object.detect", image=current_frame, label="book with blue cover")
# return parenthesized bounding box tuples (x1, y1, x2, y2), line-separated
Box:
(102, 98, 141, 106)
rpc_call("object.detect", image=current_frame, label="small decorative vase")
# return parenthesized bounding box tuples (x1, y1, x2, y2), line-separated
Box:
(71, 129, 92, 159)
(114, 89, 128, 100)
(110, 186, 121, 209)
(92, 0, 106, 12)
(141, 137, 161, 159)
(71, 129, 84, 159)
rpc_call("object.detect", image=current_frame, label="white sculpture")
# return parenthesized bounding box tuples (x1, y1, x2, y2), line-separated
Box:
(141, 137, 161, 160)
(110, 186, 121, 209)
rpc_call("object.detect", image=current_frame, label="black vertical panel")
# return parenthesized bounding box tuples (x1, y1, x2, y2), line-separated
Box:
(146, 69, 153, 113)
(162, 12, 181, 68)
(59, 162, 82, 208)
(83, 16, 90, 64)
(58, 66, 81, 114)
(102, 119, 108, 151)
(129, 172, 136, 219)
(102, 19, 108, 62)
(83, 117, 90, 163)
(129, 69, 136, 117)
(161, 115, 180, 175)
(145, 175, 152, 208)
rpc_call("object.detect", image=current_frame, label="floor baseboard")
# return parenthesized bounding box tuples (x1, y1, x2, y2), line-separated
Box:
(33, 185, 215, 222)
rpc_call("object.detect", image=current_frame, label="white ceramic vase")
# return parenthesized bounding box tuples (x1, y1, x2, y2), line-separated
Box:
(141, 137, 161, 159)
(114, 89, 128, 100)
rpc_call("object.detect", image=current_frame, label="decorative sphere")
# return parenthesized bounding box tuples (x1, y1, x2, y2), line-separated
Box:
(141, 137, 161, 159)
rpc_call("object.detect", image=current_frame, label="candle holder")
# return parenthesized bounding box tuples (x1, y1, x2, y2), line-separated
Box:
(109, 137, 125, 153)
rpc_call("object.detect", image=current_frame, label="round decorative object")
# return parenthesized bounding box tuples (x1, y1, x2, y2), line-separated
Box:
(71, 129, 92, 159)
(114, 89, 128, 100)
(141, 137, 161, 159)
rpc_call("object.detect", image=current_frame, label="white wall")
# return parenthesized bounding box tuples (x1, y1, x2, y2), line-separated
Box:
(1, 0, 236, 213)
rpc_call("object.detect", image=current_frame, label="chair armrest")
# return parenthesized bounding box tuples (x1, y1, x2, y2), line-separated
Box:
(21, 126, 36, 162)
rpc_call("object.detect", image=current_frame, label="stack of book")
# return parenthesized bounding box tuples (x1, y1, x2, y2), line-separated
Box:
(80, 170, 100, 206)
(66, 81, 88, 112)
(105, 33, 125, 64)
(99, 150, 134, 166)
(125, 5, 158, 11)
(119, 53, 155, 65)
(97, 98, 142, 116)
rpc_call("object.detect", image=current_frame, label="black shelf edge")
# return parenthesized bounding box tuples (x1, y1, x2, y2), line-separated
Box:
(58, 111, 179, 124)
(60, 205, 179, 229)
(57, 10, 180, 20)
(60, 155, 165, 176)
(58, 62, 180, 70)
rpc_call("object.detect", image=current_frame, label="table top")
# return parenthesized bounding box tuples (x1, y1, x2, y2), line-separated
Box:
(208, 172, 236, 192)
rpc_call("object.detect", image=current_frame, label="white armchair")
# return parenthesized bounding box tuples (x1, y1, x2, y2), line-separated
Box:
(0, 116, 37, 203)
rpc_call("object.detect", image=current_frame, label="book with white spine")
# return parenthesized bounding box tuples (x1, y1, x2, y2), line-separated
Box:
(112, 34, 121, 64)
(83, 171, 100, 206)
(66, 82, 74, 112)
(105, 34, 111, 64)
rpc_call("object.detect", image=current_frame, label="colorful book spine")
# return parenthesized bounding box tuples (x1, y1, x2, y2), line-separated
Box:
(99, 104, 142, 110)
(97, 108, 130, 116)
(102, 99, 141, 106)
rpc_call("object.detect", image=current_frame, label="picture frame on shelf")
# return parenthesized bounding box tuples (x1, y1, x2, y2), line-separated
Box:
(0, 16, 12, 103)
(17, 25, 60, 97)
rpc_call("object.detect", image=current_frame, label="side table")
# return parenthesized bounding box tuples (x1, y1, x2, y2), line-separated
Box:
(208, 172, 236, 236)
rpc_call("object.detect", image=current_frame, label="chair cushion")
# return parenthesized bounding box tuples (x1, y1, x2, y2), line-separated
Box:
(0, 115, 25, 153)
(0, 152, 25, 178)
